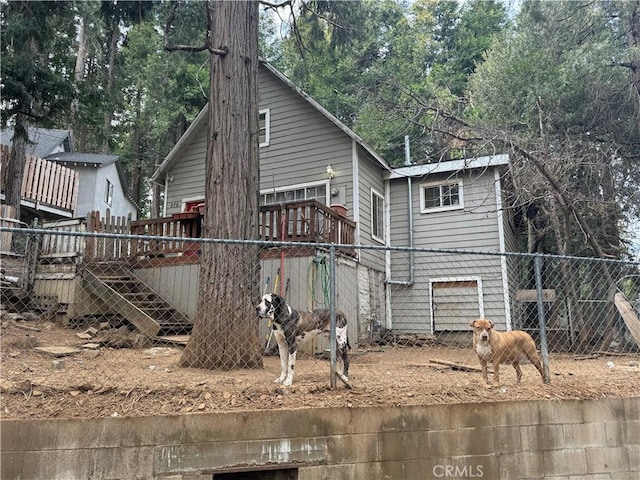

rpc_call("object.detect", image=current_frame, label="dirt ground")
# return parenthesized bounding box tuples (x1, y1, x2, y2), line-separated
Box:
(1, 316, 639, 420)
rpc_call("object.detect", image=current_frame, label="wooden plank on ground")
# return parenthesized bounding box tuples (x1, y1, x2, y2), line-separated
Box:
(614, 292, 640, 348)
(156, 335, 190, 346)
(429, 359, 482, 372)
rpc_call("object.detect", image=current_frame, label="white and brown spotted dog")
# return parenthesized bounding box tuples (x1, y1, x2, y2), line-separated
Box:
(470, 318, 545, 385)
(256, 293, 349, 386)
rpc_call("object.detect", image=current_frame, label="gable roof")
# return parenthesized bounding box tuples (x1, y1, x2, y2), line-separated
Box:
(0, 127, 72, 158)
(151, 60, 391, 183)
(46, 152, 132, 200)
(260, 62, 391, 172)
(45, 152, 119, 168)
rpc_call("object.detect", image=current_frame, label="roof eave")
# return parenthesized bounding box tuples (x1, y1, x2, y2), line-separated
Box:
(384, 154, 510, 180)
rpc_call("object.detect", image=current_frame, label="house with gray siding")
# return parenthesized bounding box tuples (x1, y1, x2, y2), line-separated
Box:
(151, 61, 515, 344)
(151, 61, 393, 345)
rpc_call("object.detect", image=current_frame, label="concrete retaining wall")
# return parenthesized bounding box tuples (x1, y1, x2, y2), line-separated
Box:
(1, 397, 638, 479)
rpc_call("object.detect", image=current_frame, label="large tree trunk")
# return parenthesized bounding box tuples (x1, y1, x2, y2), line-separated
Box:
(180, 0, 262, 370)
(102, 20, 119, 154)
(4, 113, 29, 222)
(130, 88, 143, 211)
(70, 12, 88, 150)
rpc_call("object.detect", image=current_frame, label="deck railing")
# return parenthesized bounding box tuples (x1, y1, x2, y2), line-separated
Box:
(259, 200, 355, 245)
(0, 144, 79, 216)
(129, 212, 201, 259)
(86, 210, 134, 261)
(36, 201, 356, 262)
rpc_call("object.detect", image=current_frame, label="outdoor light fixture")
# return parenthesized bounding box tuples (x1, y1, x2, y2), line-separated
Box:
(326, 165, 336, 179)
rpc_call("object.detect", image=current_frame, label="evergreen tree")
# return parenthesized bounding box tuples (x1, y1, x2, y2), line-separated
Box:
(467, 0, 640, 258)
(1, 1, 76, 220)
(276, 0, 507, 165)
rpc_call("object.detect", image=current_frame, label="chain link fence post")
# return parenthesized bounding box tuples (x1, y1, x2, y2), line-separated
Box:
(24, 221, 41, 297)
(329, 244, 337, 389)
(534, 254, 551, 383)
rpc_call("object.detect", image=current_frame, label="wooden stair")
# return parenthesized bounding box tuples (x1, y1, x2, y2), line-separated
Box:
(82, 263, 192, 337)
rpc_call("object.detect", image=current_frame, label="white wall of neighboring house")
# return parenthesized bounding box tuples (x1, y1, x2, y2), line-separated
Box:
(74, 163, 137, 220)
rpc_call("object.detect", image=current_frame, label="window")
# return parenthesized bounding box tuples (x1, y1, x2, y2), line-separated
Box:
(371, 188, 384, 243)
(420, 180, 463, 213)
(259, 109, 270, 147)
(104, 179, 114, 206)
(260, 182, 327, 206)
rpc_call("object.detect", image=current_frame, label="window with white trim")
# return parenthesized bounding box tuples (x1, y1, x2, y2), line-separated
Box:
(420, 180, 463, 213)
(104, 179, 114, 206)
(371, 188, 385, 243)
(259, 109, 270, 147)
(260, 181, 327, 206)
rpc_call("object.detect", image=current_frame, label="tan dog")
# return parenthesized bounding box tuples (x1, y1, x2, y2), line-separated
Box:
(470, 318, 545, 385)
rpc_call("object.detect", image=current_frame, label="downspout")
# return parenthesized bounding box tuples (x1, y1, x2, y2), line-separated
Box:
(386, 135, 414, 287)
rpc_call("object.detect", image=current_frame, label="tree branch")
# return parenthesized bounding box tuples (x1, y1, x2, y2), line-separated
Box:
(259, 0, 292, 8)
(165, 44, 210, 53)
(300, 1, 357, 32)
(162, 0, 227, 56)
(511, 144, 609, 258)
(400, 97, 614, 259)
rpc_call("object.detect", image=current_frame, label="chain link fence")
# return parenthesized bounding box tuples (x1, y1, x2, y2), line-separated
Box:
(2, 224, 639, 407)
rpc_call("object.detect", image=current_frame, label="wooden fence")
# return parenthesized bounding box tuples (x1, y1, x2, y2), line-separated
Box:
(0, 144, 79, 215)
(36, 210, 201, 262)
(38, 210, 133, 261)
(0, 204, 19, 253)
(85, 210, 133, 261)
(129, 212, 201, 258)
(40, 218, 87, 257)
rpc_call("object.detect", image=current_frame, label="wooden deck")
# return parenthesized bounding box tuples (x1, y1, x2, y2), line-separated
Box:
(37, 202, 357, 265)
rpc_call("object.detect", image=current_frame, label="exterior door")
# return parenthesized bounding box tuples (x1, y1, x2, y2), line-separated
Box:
(430, 278, 483, 331)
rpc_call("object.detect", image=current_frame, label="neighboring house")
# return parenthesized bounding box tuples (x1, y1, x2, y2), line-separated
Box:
(150, 61, 515, 342)
(44, 151, 137, 220)
(4, 127, 72, 158)
(1, 127, 137, 221)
